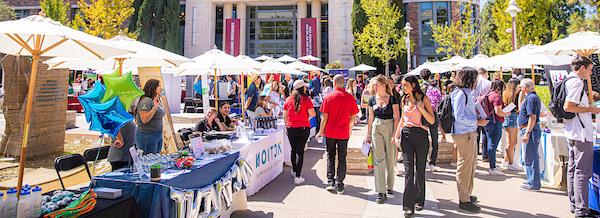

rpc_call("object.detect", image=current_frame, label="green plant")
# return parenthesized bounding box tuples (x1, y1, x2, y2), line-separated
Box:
(325, 61, 344, 70)
(151, 163, 161, 169)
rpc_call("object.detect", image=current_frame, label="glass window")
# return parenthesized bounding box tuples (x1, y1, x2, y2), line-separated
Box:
(215, 7, 224, 50)
(420, 2, 433, 48)
(321, 4, 329, 65)
(435, 2, 449, 25)
(247, 6, 296, 57)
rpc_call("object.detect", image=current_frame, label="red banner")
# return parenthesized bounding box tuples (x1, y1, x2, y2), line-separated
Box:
(300, 18, 317, 57)
(224, 19, 241, 56)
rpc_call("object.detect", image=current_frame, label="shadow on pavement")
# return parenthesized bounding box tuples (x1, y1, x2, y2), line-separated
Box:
(436, 198, 559, 218)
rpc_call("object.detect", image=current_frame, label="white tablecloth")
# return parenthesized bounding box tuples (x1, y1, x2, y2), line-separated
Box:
(541, 130, 569, 188)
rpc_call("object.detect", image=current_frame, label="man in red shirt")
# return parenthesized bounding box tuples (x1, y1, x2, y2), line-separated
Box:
(318, 74, 359, 194)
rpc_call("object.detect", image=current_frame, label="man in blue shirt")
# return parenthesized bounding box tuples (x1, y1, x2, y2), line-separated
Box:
(310, 73, 321, 97)
(245, 74, 261, 112)
(517, 78, 542, 191)
(450, 67, 488, 213)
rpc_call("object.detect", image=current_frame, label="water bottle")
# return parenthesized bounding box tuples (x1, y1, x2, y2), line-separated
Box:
(3, 188, 18, 218)
(0, 191, 5, 218)
(16, 190, 30, 218)
(30, 186, 42, 218)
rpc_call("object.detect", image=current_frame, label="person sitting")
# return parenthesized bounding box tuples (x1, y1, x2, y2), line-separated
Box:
(217, 102, 237, 131)
(255, 96, 273, 117)
(194, 107, 226, 133)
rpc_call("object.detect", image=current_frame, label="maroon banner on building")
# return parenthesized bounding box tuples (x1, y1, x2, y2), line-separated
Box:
(300, 18, 317, 57)
(224, 18, 241, 56)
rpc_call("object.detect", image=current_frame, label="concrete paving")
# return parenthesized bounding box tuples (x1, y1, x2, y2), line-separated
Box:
(234, 123, 573, 218)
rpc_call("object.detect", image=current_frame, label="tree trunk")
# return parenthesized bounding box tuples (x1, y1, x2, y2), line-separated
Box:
(385, 61, 389, 76)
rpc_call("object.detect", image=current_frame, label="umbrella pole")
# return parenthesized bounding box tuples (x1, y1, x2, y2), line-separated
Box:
(531, 64, 535, 85)
(241, 72, 246, 122)
(116, 58, 125, 76)
(214, 69, 218, 109)
(17, 36, 42, 196)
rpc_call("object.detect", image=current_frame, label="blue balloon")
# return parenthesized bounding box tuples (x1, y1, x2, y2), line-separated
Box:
(87, 97, 134, 138)
(78, 82, 106, 123)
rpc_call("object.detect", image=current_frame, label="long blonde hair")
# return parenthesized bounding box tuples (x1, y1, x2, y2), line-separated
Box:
(374, 75, 391, 95)
(346, 78, 356, 93)
(503, 78, 520, 106)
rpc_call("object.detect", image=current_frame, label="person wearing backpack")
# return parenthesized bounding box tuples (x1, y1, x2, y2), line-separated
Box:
(450, 67, 489, 212)
(472, 68, 492, 161)
(420, 69, 443, 172)
(562, 56, 600, 217)
(482, 80, 510, 176)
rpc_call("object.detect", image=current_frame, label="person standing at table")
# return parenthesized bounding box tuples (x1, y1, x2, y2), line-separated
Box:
(563, 56, 600, 217)
(318, 75, 359, 194)
(110, 121, 136, 170)
(226, 75, 238, 100)
(245, 74, 261, 113)
(518, 78, 542, 191)
(366, 75, 400, 204)
(284, 80, 316, 185)
(136, 79, 165, 154)
(451, 68, 488, 212)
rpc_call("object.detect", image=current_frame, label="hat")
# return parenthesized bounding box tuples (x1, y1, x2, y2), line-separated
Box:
(293, 80, 308, 90)
(249, 74, 260, 83)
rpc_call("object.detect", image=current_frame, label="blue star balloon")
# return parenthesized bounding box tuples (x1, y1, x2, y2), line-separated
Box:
(87, 97, 134, 138)
(78, 82, 106, 123)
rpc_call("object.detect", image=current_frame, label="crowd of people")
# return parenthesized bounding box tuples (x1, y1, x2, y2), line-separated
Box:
(105, 56, 599, 217)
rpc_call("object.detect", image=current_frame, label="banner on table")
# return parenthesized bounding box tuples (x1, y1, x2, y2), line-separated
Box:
(238, 130, 285, 196)
(225, 19, 241, 56)
(328, 69, 349, 78)
(300, 18, 317, 57)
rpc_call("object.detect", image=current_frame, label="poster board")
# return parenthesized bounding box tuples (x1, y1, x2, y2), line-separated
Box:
(137, 67, 179, 153)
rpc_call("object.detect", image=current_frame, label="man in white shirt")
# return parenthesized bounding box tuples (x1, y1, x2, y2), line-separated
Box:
(473, 68, 492, 161)
(563, 56, 600, 217)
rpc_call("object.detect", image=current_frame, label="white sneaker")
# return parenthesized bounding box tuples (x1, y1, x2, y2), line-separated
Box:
(428, 164, 437, 172)
(488, 168, 505, 176)
(294, 177, 305, 185)
(450, 162, 457, 167)
(500, 162, 509, 170)
(508, 163, 524, 171)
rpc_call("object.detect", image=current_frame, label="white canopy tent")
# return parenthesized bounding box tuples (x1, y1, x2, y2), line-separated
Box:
(407, 61, 452, 76)
(275, 55, 297, 63)
(287, 61, 324, 72)
(254, 55, 271, 61)
(236, 55, 264, 69)
(261, 59, 306, 75)
(349, 64, 377, 71)
(298, 55, 321, 61)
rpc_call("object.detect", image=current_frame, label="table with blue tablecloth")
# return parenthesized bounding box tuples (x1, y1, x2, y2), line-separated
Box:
(93, 151, 250, 218)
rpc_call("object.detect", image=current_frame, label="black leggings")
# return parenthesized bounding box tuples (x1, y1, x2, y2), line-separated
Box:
(401, 127, 430, 209)
(287, 127, 310, 177)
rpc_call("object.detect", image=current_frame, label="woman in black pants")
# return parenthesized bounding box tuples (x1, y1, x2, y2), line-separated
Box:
(392, 75, 436, 217)
(283, 80, 316, 185)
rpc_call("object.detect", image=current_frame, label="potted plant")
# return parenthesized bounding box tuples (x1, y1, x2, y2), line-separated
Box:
(150, 164, 161, 181)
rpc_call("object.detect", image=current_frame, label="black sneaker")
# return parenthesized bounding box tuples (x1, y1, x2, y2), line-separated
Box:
(336, 184, 345, 194)
(470, 195, 478, 202)
(387, 189, 393, 195)
(376, 193, 387, 204)
(326, 182, 335, 192)
(459, 202, 481, 212)
(415, 204, 424, 211)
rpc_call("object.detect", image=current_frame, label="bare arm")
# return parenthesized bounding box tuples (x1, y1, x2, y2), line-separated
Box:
(308, 108, 316, 117)
(419, 96, 436, 124)
(349, 115, 356, 136)
(318, 113, 329, 135)
(366, 107, 374, 142)
(283, 110, 288, 127)
(494, 105, 509, 117)
(564, 101, 600, 114)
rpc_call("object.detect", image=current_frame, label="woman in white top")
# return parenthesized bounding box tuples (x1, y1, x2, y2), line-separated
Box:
(268, 77, 284, 116)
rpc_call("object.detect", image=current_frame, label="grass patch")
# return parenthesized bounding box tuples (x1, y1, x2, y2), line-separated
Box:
(535, 85, 551, 108)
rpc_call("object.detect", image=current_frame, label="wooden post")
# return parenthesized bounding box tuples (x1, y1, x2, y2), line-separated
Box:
(531, 64, 536, 85)
(115, 58, 125, 76)
(214, 69, 219, 109)
(241, 72, 246, 122)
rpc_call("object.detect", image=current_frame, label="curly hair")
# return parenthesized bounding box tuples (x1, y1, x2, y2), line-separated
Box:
(455, 67, 478, 89)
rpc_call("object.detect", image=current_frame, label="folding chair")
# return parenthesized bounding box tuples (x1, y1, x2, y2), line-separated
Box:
(54, 154, 91, 190)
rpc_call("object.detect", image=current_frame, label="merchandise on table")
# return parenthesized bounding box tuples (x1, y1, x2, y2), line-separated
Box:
(42, 189, 97, 218)
(204, 140, 232, 154)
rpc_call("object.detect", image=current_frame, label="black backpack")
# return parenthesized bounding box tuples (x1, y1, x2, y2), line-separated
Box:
(549, 76, 584, 121)
(437, 89, 467, 133)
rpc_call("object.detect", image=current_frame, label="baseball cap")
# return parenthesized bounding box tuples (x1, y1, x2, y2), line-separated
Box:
(293, 80, 308, 90)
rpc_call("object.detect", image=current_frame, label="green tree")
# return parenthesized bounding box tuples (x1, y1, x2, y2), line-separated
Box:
(71, 0, 137, 39)
(137, 0, 155, 43)
(0, 0, 15, 21)
(40, 0, 70, 24)
(480, 0, 498, 56)
(128, 0, 143, 33)
(136, 0, 182, 54)
(162, 0, 181, 54)
(354, 0, 405, 75)
(431, 1, 479, 59)
(351, 0, 375, 67)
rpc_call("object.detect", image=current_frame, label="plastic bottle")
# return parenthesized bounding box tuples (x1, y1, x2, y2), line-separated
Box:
(30, 186, 42, 218)
(0, 191, 5, 218)
(16, 190, 30, 218)
(2, 188, 18, 218)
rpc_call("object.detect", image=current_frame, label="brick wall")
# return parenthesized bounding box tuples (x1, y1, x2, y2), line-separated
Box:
(406, 2, 420, 65)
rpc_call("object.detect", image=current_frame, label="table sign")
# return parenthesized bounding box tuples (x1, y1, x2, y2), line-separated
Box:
(191, 136, 205, 158)
(128, 147, 143, 176)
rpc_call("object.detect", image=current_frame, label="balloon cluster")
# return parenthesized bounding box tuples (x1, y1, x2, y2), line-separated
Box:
(78, 70, 144, 138)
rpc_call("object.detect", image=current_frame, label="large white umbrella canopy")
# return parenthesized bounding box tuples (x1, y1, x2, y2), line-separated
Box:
(349, 64, 377, 71)
(275, 54, 298, 63)
(254, 55, 271, 61)
(407, 61, 452, 76)
(298, 55, 321, 61)
(44, 35, 191, 70)
(287, 61, 324, 72)
(0, 15, 134, 193)
(236, 55, 263, 69)
(532, 31, 600, 56)
(261, 59, 306, 75)
(490, 44, 573, 68)
(177, 49, 257, 76)
(460, 54, 501, 71)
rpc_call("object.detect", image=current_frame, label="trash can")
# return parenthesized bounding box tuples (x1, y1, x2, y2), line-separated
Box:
(589, 146, 600, 212)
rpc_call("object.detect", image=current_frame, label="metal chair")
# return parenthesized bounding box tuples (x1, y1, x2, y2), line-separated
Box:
(54, 154, 91, 190)
(83, 146, 110, 162)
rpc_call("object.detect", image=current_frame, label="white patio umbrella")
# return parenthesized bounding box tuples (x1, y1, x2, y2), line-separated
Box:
(44, 35, 191, 73)
(0, 15, 133, 193)
(489, 44, 573, 82)
(440, 55, 468, 71)
(275, 54, 297, 63)
(261, 59, 306, 75)
(349, 64, 377, 71)
(254, 55, 271, 61)
(532, 31, 600, 103)
(236, 55, 263, 69)
(460, 54, 502, 71)
(287, 61, 324, 72)
(298, 55, 321, 62)
(407, 61, 452, 76)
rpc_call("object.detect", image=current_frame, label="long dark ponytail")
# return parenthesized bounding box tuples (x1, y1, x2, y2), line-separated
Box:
(402, 75, 425, 104)
(292, 87, 307, 112)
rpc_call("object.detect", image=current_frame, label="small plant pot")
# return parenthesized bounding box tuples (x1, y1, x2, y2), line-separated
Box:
(150, 168, 161, 181)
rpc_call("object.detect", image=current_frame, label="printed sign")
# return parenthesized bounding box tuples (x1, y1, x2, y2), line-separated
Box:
(300, 18, 317, 57)
(225, 19, 241, 56)
(237, 129, 285, 196)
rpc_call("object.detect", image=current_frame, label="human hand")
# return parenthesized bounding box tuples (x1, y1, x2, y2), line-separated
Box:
(477, 119, 489, 126)
(417, 101, 425, 111)
(366, 136, 372, 144)
(522, 133, 530, 144)
(153, 96, 160, 107)
(590, 107, 600, 114)
(113, 139, 123, 148)
(391, 137, 398, 145)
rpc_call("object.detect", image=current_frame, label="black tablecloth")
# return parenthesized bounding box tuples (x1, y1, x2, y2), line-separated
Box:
(81, 195, 139, 218)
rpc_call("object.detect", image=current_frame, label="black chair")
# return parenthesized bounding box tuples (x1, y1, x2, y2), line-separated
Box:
(83, 146, 110, 162)
(54, 154, 91, 190)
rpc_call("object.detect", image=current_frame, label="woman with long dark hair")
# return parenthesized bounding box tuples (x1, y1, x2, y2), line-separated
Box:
(483, 80, 509, 176)
(366, 75, 400, 204)
(283, 80, 316, 185)
(136, 79, 165, 154)
(392, 75, 435, 217)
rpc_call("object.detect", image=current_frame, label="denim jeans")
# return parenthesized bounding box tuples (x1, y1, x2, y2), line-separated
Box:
(520, 127, 541, 189)
(135, 130, 163, 154)
(428, 120, 439, 165)
(484, 121, 503, 169)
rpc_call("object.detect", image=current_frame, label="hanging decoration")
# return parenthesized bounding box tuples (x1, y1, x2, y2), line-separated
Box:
(100, 72, 144, 111)
(78, 82, 106, 123)
(87, 97, 134, 138)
